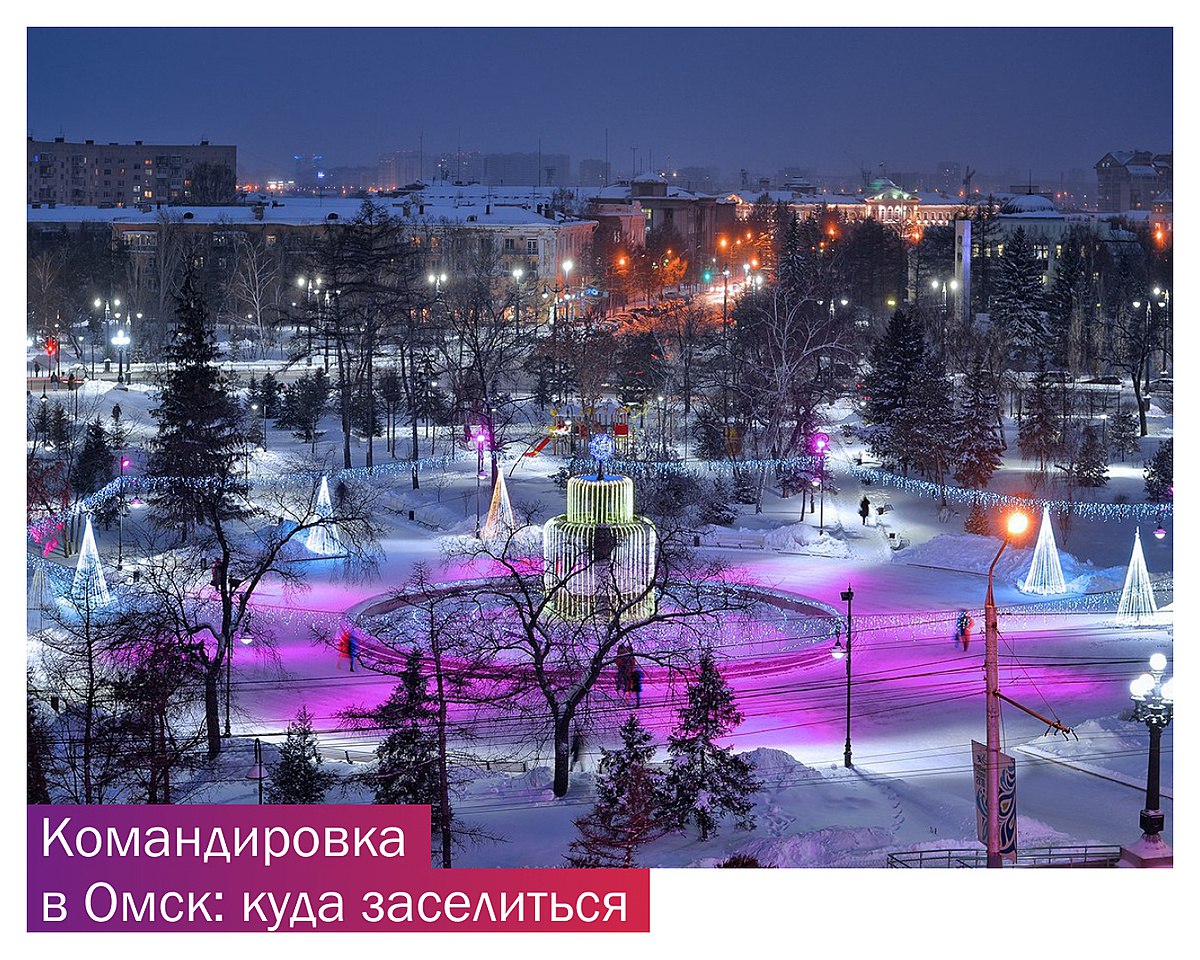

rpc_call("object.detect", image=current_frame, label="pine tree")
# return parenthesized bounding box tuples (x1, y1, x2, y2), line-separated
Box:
(367, 651, 441, 814)
(692, 406, 726, 461)
(1108, 406, 1140, 462)
(146, 265, 247, 532)
(964, 503, 991, 535)
(954, 363, 1004, 489)
(1144, 439, 1173, 502)
(1045, 231, 1084, 369)
(49, 402, 71, 449)
(1075, 425, 1108, 487)
(900, 357, 955, 486)
(991, 226, 1047, 364)
(664, 651, 761, 841)
(74, 418, 115, 495)
(1018, 357, 1061, 471)
(266, 706, 336, 804)
(278, 369, 330, 452)
(567, 715, 669, 868)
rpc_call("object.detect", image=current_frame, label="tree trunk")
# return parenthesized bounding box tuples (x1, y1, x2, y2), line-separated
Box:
(204, 670, 222, 759)
(552, 712, 574, 798)
(1133, 378, 1148, 436)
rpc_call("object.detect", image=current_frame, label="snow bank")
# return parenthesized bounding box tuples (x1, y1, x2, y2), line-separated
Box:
(745, 747, 823, 789)
(761, 523, 852, 558)
(901, 534, 1125, 594)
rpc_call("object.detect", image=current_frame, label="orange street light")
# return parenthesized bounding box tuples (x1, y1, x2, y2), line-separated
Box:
(1006, 511, 1029, 538)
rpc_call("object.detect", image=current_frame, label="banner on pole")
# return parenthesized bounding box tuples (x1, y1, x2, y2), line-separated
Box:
(972, 740, 1017, 862)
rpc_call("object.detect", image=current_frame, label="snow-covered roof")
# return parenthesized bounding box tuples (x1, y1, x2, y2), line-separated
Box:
(27, 194, 597, 230)
(1000, 194, 1061, 216)
(1125, 164, 1161, 177)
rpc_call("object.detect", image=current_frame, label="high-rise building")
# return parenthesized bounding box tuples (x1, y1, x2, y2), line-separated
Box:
(579, 159, 611, 188)
(27, 136, 237, 207)
(1095, 150, 1172, 213)
(378, 150, 424, 190)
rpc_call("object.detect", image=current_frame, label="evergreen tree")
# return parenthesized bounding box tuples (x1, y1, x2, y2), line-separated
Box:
(146, 265, 247, 532)
(278, 368, 330, 452)
(367, 651, 441, 814)
(74, 418, 115, 495)
(900, 357, 955, 486)
(1108, 406, 1140, 462)
(567, 715, 669, 868)
(964, 503, 991, 535)
(954, 363, 1004, 489)
(991, 226, 1047, 364)
(49, 402, 71, 449)
(1045, 230, 1085, 370)
(266, 706, 336, 804)
(664, 651, 761, 841)
(258, 371, 283, 420)
(1075, 425, 1109, 487)
(692, 406, 726, 461)
(860, 309, 927, 468)
(1017, 357, 1061, 471)
(1144, 439, 1173, 502)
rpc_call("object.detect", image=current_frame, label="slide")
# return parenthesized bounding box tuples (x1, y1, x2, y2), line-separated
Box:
(524, 435, 553, 457)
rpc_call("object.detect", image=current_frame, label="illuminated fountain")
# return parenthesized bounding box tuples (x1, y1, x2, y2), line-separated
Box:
(542, 434, 657, 622)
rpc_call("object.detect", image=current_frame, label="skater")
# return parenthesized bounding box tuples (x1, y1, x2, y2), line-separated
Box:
(955, 611, 974, 651)
(336, 627, 354, 670)
(615, 642, 633, 694)
(630, 665, 643, 708)
(859, 496, 871, 526)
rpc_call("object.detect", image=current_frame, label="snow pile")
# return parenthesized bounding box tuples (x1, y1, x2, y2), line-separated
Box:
(902, 534, 1125, 594)
(762, 523, 852, 558)
(727, 827, 895, 867)
(744, 747, 823, 789)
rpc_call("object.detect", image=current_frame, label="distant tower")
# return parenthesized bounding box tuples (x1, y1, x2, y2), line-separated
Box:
(1117, 527, 1158, 624)
(1021, 507, 1067, 595)
(72, 515, 111, 609)
(542, 435, 657, 622)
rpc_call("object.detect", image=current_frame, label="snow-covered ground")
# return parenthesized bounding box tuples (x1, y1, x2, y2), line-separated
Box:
(27, 375, 1175, 868)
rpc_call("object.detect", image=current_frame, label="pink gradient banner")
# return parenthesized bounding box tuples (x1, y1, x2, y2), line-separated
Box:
(27, 806, 649, 932)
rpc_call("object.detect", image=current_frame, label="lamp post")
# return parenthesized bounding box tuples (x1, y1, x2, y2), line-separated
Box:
(473, 430, 488, 538)
(830, 585, 855, 768)
(224, 631, 255, 740)
(983, 509, 1030, 867)
(1119, 653, 1174, 867)
(812, 432, 829, 533)
(116, 457, 131, 569)
(512, 268, 524, 332)
(111, 328, 130, 386)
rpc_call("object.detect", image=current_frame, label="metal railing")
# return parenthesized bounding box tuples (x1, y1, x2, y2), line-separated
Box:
(886, 845, 1122, 868)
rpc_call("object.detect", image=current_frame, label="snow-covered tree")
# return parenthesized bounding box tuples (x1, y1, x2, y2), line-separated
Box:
(900, 357, 955, 487)
(954, 363, 1004, 489)
(1018, 358, 1061, 471)
(266, 706, 336, 804)
(991, 226, 1047, 364)
(1075, 425, 1108, 487)
(1108, 406, 1140, 462)
(1144, 439, 1173, 502)
(964, 502, 991, 536)
(567, 715, 669, 868)
(363, 651, 441, 812)
(664, 651, 761, 841)
(73, 417, 115, 495)
(860, 309, 926, 469)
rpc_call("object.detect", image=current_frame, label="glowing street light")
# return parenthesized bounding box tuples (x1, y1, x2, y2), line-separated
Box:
(1120, 653, 1174, 866)
(830, 585, 856, 768)
(982, 508, 1029, 867)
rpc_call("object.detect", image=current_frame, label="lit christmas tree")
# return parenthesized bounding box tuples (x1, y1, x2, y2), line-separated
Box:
(481, 468, 516, 540)
(29, 562, 54, 611)
(1020, 506, 1067, 595)
(1117, 527, 1158, 624)
(305, 476, 344, 556)
(71, 515, 111, 608)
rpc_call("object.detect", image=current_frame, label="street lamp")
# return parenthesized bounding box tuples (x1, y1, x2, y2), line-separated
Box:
(812, 432, 829, 533)
(116, 457, 131, 569)
(1122, 654, 1174, 865)
(472, 429, 489, 538)
(830, 585, 855, 768)
(225, 631, 256, 740)
(111, 328, 130, 386)
(983, 509, 1030, 867)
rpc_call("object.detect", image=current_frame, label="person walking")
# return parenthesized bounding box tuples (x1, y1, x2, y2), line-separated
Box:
(859, 496, 871, 526)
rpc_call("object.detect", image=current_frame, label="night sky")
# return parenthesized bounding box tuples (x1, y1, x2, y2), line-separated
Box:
(27, 26, 1172, 182)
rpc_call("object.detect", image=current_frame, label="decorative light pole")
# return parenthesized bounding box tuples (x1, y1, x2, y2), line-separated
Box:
(111, 327, 130, 386)
(1120, 653, 1174, 867)
(473, 428, 489, 538)
(812, 432, 829, 532)
(830, 584, 855, 768)
(116, 457, 131, 569)
(225, 631, 255, 740)
(983, 509, 1030, 867)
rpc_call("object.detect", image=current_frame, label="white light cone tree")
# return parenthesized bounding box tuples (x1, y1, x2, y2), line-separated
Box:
(30, 562, 55, 611)
(305, 475, 345, 556)
(481, 469, 516, 541)
(71, 516, 111, 608)
(1021, 506, 1067, 594)
(1117, 527, 1158, 624)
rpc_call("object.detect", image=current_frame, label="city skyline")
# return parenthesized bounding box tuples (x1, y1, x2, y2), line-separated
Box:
(27, 26, 1172, 187)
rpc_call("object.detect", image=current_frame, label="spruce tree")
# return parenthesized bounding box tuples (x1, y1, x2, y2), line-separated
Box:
(266, 706, 336, 804)
(1045, 230, 1084, 369)
(367, 651, 441, 814)
(1144, 439, 1173, 502)
(1108, 406, 1140, 462)
(146, 265, 247, 532)
(278, 369, 330, 452)
(567, 715, 669, 868)
(860, 309, 927, 468)
(664, 651, 761, 841)
(964, 503, 991, 536)
(1017, 357, 1061, 471)
(49, 402, 71, 449)
(900, 357, 955, 486)
(1075, 425, 1109, 487)
(991, 226, 1047, 364)
(954, 363, 1004, 489)
(74, 418, 115, 495)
